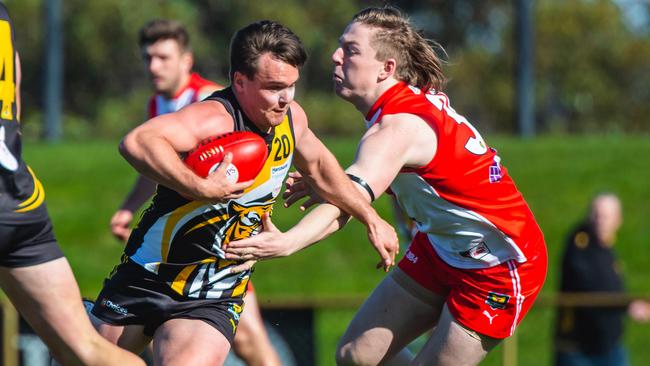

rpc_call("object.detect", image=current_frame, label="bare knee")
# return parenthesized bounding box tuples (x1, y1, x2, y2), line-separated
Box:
(232, 327, 254, 358)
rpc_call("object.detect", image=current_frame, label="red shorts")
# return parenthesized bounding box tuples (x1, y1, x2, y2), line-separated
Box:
(397, 232, 547, 339)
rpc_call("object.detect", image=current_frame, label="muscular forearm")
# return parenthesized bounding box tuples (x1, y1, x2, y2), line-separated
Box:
(304, 150, 376, 225)
(120, 133, 203, 198)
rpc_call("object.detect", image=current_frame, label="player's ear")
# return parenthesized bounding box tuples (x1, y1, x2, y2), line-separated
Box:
(181, 51, 194, 73)
(378, 58, 396, 82)
(233, 71, 246, 92)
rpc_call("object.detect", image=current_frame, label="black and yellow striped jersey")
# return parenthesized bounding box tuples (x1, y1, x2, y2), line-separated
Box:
(124, 87, 295, 300)
(0, 4, 47, 224)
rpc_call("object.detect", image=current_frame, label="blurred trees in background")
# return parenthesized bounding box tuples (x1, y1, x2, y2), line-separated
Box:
(4, 0, 649, 139)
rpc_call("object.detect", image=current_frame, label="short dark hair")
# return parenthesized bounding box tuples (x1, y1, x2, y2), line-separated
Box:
(138, 19, 190, 52)
(229, 20, 307, 81)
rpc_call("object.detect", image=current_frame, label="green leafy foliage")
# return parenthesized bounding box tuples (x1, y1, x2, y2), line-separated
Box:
(4, 0, 649, 138)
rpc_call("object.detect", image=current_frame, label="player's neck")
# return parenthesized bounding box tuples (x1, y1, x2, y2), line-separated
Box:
(163, 73, 192, 99)
(353, 78, 399, 116)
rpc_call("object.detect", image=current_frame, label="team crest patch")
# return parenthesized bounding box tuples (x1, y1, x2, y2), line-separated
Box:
(460, 242, 491, 260)
(489, 155, 502, 183)
(485, 292, 510, 310)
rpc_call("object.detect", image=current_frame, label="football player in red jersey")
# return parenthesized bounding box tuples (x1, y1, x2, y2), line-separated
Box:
(110, 19, 222, 242)
(0, 4, 145, 366)
(104, 20, 284, 366)
(225, 6, 547, 365)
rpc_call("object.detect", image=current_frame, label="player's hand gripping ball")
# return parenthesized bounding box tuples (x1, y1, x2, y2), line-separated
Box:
(183, 131, 268, 183)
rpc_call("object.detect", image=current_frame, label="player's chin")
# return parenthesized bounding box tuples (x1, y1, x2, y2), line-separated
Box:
(266, 111, 287, 126)
(333, 81, 349, 95)
(333, 86, 352, 100)
(151, 76, 164, 86)
(154, 82, 169, 93)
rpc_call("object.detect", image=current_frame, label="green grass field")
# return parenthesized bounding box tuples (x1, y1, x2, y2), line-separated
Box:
(22, 135, 650, 365)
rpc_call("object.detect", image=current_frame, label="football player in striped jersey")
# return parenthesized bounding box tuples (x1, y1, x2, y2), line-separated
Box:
(106, 19, 282, 366)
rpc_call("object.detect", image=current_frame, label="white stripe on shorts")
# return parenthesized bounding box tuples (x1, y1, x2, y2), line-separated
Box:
(507, 260, 525, 336)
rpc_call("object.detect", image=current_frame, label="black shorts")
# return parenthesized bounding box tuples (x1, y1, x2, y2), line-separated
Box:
(92, 260, 243, 344)
(0, 219, 64, 268)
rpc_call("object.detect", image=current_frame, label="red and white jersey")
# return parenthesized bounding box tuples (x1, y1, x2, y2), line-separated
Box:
(367, 82, 544, 269)
(147, 73, 220, 118)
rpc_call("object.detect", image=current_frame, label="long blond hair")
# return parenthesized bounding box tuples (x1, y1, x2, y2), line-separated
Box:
(352, 6, 447, 92)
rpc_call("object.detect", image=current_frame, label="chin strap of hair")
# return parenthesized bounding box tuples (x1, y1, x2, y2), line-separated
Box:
(347, 173, 376, 202)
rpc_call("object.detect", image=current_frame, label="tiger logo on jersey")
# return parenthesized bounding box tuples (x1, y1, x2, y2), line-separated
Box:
(221, 200, 274, 246)
(165, 199, 274, 264)
(164, 199, 274, 298)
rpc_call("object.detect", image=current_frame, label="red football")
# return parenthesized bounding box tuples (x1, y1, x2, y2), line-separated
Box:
(183, 131, 268, 182)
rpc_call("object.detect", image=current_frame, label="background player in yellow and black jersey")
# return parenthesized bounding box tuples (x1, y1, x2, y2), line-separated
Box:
(0, 4, 145, 366)
(89, 20, 398, 365)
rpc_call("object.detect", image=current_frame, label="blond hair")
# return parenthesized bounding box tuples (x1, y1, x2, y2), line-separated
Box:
(352, 6, 446, 91)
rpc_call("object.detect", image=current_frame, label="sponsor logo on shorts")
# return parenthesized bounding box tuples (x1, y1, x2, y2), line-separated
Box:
(485, 292, 510, 310)
(460, 242, 491, 260)
(101, 299, 128, 316)
(482, 310, 498, 324)
(405, 250, 418, 264)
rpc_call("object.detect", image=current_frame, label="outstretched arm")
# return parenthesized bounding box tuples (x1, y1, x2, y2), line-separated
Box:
(226, 112, 437, 270)
(225, 204, 347, 265)
(287, 104, 398, 270)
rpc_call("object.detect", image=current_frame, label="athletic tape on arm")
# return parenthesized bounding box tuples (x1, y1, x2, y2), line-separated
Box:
(346, 174, 376, 202)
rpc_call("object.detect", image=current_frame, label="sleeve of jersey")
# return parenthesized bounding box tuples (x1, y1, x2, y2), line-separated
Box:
(147, 97, 156, 119)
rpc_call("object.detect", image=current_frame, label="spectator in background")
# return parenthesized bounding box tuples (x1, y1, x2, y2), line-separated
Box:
(107, 19, 282, 366)
(555, 193, 650, 366)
